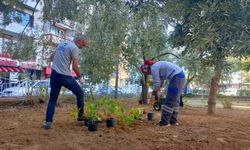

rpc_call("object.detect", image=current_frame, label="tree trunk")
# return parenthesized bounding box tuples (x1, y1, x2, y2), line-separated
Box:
(139, 75, 148, 104)
(184, 74, 195, 90)
(114, 64, 119, 99)
(208, 62, 222, 115)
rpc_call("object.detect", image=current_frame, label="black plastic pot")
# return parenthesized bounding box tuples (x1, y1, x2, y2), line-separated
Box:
(106, 118, 115, 128)
(147, 112, 154, 121)
(84, 119, 91, 127)
(88, 121, 98, 132)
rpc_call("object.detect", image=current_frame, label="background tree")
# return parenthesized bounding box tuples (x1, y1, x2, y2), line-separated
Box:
(77, 2, 124, 84)
(235, 57, 250, 82)
(41, 0, 168, 101)
(122, 0, 168, 104)
(3, 0, 249, 107)
(1, 0, 40, 61)
(165, 0, 250, 114)
(4, 36, 35, 60)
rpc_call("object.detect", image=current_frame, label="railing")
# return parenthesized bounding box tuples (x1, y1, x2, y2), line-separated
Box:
(0, 78, 20, 92)
(0, 78, 31, 97)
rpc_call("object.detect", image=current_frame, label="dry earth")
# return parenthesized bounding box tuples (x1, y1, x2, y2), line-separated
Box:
(0, 99, 250, 150)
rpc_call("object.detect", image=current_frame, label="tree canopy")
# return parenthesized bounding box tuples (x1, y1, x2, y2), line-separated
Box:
(2, 0, 250, 112)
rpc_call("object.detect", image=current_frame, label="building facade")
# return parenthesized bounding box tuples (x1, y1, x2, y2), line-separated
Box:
(0, 0, 43, 82)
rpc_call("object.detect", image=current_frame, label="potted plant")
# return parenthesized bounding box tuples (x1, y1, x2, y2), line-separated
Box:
(105, 117, 115, 128)
(95, 97, 117, 128)
(129, 107, 144, 120)
(147, 112, 154, 121)
(85, 102, 100, 132)
(95, 97, 109, 122)
(105, 99, 117, 128)
(114, 101, 134, 126)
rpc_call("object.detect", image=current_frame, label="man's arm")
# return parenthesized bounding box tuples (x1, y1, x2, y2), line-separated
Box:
(72, 57, 82, 79)
(151, 67, 161, 95)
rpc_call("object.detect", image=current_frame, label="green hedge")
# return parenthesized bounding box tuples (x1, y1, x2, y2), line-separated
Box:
(238, 89, 250, 96)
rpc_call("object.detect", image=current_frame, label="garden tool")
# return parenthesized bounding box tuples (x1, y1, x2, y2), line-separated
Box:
(154, 92, 165, 111)
(149, 92, 165, 111)
(152, 92, 185, 111)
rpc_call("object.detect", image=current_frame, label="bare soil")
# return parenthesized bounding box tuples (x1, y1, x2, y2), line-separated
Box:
(0, 99, 250, 150)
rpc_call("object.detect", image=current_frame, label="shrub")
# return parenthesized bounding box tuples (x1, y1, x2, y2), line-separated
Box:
(85, 102, 100, 122)
(239, 89, 250, 96)
(220, 97, 233, 109)
(70, 106, 79, 119)
(70, 96, 147, 126)
(38, 87, 48, 103)
(129, 107, 144, 120)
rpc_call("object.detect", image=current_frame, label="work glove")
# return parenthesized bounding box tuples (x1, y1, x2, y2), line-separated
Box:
(79, 77, 84, 85)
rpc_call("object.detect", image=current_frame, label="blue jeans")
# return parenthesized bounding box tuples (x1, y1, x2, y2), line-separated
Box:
(161, 71, 185, 124)
(45, 70, 84, 122)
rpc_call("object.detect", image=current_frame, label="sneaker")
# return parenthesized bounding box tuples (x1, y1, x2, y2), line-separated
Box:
(77, 116, 86, 121)
(156, 121, 170, 127)
(42, 121, 52, 129)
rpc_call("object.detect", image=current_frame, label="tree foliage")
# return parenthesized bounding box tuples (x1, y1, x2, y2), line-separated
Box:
(0, 0, 24, 25)
(76, 1, 127, 84)
(42, 0, 79, 23)
(41, 0, 168, 84)
(4, 37, 35, 60)
(238, 57, 250, 72)
(2, 0, 249, 107)
(122, 2, 167, 67)
(1, 0, 39, 61)
(163, 0, 250, 114)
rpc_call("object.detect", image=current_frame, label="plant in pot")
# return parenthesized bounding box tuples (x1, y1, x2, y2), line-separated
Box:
(105, 99, 117, 128)
(115, 101, 134, 126)
(129, 107, 144, 120)
(95, 97, 109, 122)
(85, 102, 100, 132)
(95, 97, 117, 128)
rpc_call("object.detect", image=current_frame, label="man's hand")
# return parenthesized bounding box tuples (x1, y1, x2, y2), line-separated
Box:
(149, 95, 156, 105)
(79, 77, 84, 84)
(152, 90, 158, 96)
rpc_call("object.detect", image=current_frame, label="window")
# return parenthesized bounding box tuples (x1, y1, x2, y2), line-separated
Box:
(10, 11, 32, 27)
(0, 12, 3, 25)
(0, 39, 3, 51)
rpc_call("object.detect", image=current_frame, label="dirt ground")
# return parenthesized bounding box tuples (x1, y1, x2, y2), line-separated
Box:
(0, 99, 250, 150)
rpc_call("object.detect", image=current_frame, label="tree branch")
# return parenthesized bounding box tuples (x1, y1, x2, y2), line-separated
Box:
(150, 52, 180, 60)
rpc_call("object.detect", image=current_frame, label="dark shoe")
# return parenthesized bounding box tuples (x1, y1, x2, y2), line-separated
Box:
(156, 121, 170, 127)
(42, 121, 52, 129)
(77, 116, 86, 121)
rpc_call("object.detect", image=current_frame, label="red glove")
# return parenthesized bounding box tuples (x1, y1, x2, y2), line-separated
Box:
(152, 90, 157, 96)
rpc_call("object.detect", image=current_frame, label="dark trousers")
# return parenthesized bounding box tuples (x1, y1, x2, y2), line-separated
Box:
(45, 70, 84, 122)
(161, 71, 185, 124)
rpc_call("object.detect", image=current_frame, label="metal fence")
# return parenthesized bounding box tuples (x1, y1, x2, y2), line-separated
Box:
(0, 78, 35, 98)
